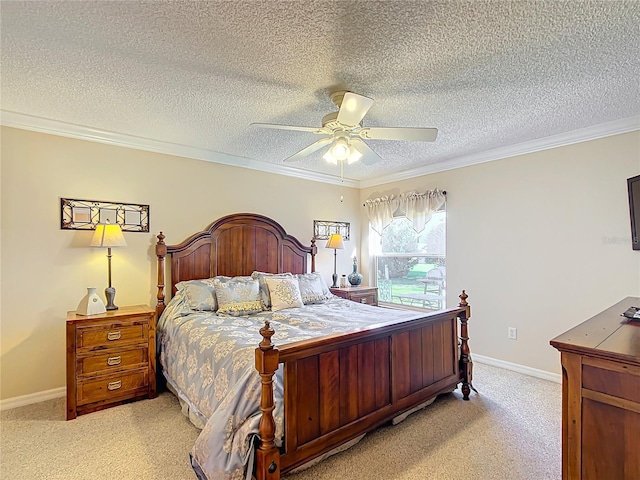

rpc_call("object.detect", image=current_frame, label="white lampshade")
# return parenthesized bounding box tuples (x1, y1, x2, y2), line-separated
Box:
(324, 141, 363, 165)
(323, 150, 338, 165)
(331, 137, 349, 160)
(326, 234, 344, 250)
(347, 145, 363, 164)
(90, 223, 127, 248)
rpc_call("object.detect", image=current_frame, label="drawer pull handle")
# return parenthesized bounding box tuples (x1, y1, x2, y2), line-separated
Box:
(107, 380, 122, 391)
(107, 331, 121, 341)
(360, 298, 367, 303)
(107, 356, 122, 366)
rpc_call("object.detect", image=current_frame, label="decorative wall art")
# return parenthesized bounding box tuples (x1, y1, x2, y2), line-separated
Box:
(61, 198, 149, 232)
(313, 220, 350, 240)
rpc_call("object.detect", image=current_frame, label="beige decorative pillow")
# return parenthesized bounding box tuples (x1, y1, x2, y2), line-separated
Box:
(251, 271, 293, 309)
(264, 276, 304, 312)
(213, 277, 263, 316)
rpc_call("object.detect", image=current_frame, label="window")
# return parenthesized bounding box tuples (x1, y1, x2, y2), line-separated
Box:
(371, 209, 446, 310)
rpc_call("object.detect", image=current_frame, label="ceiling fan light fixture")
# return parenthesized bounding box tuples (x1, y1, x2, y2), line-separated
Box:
(330, 137, 349, 160)
(347, 145, 363, 164)
(323, 150, 338, 165)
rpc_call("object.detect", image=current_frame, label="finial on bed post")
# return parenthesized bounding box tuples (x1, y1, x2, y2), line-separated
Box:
(310, 238, 317, 272)
(458, 290, 473, 401)
(156, 232, 167, 318)
(255, 320, 280, 480)
(259, 320, 275, 349)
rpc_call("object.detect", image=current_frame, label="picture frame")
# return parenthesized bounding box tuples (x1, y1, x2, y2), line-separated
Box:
(313, 220, 350, 240)
(61, 198, 149, 232)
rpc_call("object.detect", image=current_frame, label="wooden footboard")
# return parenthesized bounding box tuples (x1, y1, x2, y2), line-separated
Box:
(153, 214, 471, 479)
(254, 291, 472, 480)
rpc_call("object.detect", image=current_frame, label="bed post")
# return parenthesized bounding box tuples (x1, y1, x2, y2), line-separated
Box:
(458, 290, 473, 400)
(310, 238, 317, 272)
(156, 232, 167, 318)
(255, 321, 280, 480)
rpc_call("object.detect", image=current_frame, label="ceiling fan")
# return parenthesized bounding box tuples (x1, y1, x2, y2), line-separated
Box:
(251, 91, 438, 167)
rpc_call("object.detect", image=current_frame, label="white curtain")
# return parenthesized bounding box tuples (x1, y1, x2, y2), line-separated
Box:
(365, 189, 445, 235)
(404, 189, 446, 232)
(364, 195, 401, 235)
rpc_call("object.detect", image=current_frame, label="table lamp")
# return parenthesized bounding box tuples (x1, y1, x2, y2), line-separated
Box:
(325, 233, 344, 288)
(91, 222, 127, 310)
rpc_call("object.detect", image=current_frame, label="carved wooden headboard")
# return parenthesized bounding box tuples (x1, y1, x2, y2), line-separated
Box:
(155, 213, 317, 316)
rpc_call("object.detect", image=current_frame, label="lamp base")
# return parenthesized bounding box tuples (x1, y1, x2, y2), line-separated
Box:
(331, 273, 338, 288)
(105, 287, 119, 311)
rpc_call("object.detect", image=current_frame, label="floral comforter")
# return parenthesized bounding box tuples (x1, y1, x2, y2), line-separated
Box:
(158, 292, 423, 480)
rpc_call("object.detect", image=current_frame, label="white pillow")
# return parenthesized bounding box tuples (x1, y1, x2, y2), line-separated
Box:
(251, 271, 293, 309)
(264, 276, 304, 312)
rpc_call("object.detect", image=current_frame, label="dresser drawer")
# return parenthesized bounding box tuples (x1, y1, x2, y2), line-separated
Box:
(77, 369, 149, 406)
(77, 347, 148, 376)
(582, 359, 640, 403)
(76, 320, 149, 350)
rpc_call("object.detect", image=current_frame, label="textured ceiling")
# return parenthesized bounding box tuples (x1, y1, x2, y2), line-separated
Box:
(2, 1, 639, 185)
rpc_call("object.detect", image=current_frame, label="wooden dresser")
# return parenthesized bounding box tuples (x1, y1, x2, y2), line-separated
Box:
(66, 304, 156, 420)
(550, 297, 640, 480)
(330, 286, 378, 306)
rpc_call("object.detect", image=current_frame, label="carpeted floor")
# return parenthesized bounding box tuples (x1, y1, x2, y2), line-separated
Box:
(0, 363, 561, 480)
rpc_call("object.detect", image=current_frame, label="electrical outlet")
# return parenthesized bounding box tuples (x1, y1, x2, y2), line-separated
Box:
(508, 327, 517, 340)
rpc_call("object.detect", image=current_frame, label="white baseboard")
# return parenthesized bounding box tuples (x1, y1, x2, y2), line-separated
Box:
(0, 355, 560, 410)
(0, 387, 66, 411)
(473, 354, 562, 384)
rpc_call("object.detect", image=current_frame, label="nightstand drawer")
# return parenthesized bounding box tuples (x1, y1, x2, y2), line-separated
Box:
(77, 369, 148, 406)
(78, 347, 148, 376)
(76, 321, 149, 350)
(351, 292, 377, 305)
(330, 287, 378, 306)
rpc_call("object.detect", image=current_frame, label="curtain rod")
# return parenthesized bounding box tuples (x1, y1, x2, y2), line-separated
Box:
(362, 190, 446, 207)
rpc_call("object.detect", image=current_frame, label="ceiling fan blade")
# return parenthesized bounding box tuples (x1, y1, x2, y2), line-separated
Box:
(284, 137, 333, 162)
(336, 92, 374, 127)
(250, 122, 324, 134)
(359, 127, 438, 142)
(351, 138, 381, 166)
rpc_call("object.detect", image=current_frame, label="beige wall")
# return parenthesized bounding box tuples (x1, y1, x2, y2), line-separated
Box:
(2, 127, 639, 400)
(360, 131, 640, 374)
(0, 126, 361, 400)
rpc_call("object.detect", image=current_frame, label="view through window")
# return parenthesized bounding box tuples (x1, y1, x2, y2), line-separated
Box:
(371, 209, 446, 310)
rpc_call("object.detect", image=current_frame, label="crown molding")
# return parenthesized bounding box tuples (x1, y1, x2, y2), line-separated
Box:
(3, 110, 637, 190)
(359, 115, 640, 188)
(0, 110, 359, 188)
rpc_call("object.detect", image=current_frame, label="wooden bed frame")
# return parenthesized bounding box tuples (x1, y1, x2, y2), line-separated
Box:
(155, 213, 472, 480)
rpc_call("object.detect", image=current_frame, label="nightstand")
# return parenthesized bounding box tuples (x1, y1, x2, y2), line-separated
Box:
(66, 304, 156, 420)
(330, 286, 378, 306)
